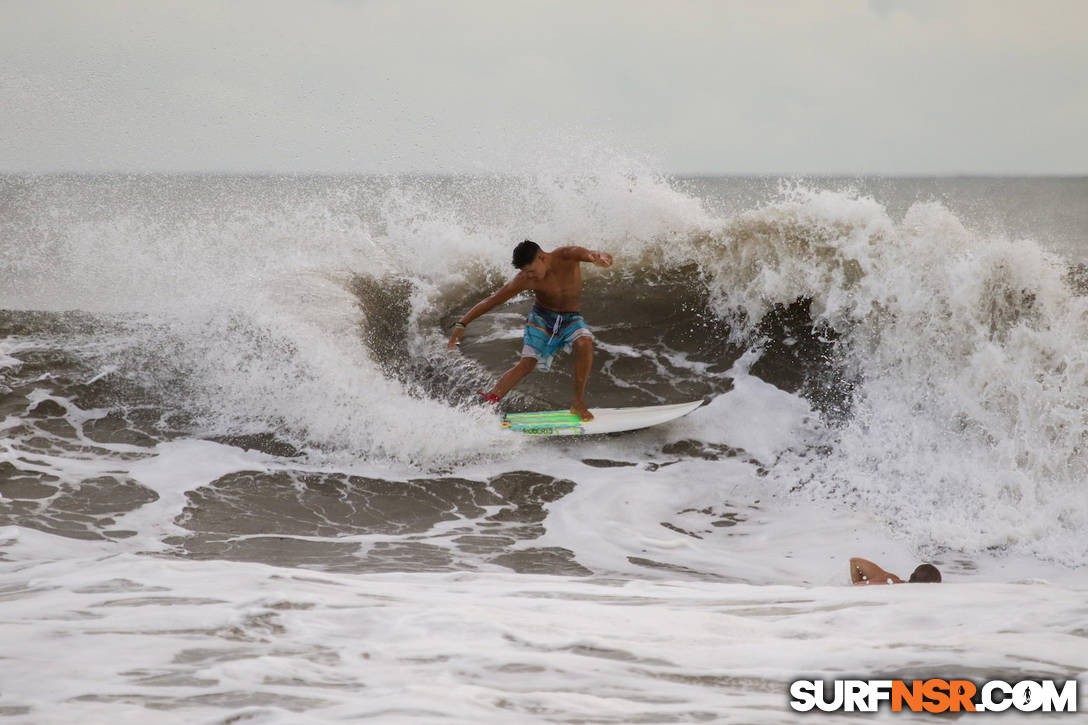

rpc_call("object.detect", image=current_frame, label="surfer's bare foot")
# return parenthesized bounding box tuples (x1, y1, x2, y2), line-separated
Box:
(570, 402, 593, 421)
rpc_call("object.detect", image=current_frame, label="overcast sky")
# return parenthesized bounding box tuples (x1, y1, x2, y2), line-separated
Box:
(1, 0, 1085, 175)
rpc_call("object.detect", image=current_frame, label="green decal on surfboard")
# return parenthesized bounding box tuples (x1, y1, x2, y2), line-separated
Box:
(502, 410, 585, 433)
(501, 400, 703, 437)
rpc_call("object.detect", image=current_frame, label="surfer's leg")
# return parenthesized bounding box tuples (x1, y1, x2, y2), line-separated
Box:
(490, 356, 537, 399)
(570, 336, 593, 421)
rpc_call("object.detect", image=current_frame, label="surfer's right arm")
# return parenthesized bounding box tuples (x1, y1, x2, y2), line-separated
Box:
(447, 277, 526, 349)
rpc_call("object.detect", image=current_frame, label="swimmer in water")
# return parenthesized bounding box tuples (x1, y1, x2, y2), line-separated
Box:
(850, 557, 942, 585)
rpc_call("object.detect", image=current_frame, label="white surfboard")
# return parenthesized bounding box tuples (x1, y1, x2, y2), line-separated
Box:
(502, 400, 703, 436)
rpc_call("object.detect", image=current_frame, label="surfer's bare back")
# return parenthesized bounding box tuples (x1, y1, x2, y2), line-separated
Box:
(447, 240, 613, 421)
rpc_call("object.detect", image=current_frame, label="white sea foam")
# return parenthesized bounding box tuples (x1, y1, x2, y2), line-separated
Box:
(3, 169, 1086, 563)
(664, 188, 1088, 564)
(0, 535, 1084, 724)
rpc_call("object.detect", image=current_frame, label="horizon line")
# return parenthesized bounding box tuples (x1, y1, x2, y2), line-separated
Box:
(2, 170, 1086, 179)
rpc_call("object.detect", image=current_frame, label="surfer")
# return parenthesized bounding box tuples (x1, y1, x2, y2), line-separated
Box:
(850, 557, 942, 585)
(447, 240, 613, 421)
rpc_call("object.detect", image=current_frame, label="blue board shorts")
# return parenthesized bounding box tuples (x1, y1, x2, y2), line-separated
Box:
(521, 305, 592, 372)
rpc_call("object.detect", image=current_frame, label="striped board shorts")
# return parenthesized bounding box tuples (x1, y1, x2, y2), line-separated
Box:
(521, 305, 592, 372)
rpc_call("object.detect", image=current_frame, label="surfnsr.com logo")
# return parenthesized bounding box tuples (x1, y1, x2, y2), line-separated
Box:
(789, 679, 1078, 713)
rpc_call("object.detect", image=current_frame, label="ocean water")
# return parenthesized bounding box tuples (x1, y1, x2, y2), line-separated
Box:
(1, 167, 1086, 723)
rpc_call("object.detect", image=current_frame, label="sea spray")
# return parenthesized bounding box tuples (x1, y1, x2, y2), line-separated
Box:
(2, 172, 1085, 563)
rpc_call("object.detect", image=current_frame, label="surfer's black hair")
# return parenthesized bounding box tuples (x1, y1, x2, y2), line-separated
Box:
(908, 564, 942, 583)
(512, 239, 541, 269)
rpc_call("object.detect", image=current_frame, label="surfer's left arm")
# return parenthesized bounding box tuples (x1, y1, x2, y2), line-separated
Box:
(557, 246, 613, 268)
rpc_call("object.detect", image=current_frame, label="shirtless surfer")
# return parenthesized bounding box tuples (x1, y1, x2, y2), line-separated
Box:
(850, 557, 942, 585)
(447, 240, 613, 421)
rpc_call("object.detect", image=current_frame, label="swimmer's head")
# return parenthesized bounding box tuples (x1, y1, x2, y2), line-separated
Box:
(909, 564, 942, 583)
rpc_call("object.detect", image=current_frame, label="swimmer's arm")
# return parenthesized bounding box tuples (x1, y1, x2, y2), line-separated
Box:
(447, 277, 527, 348)
(556, 246, 613, 268)
(850, 557, 904, 585)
